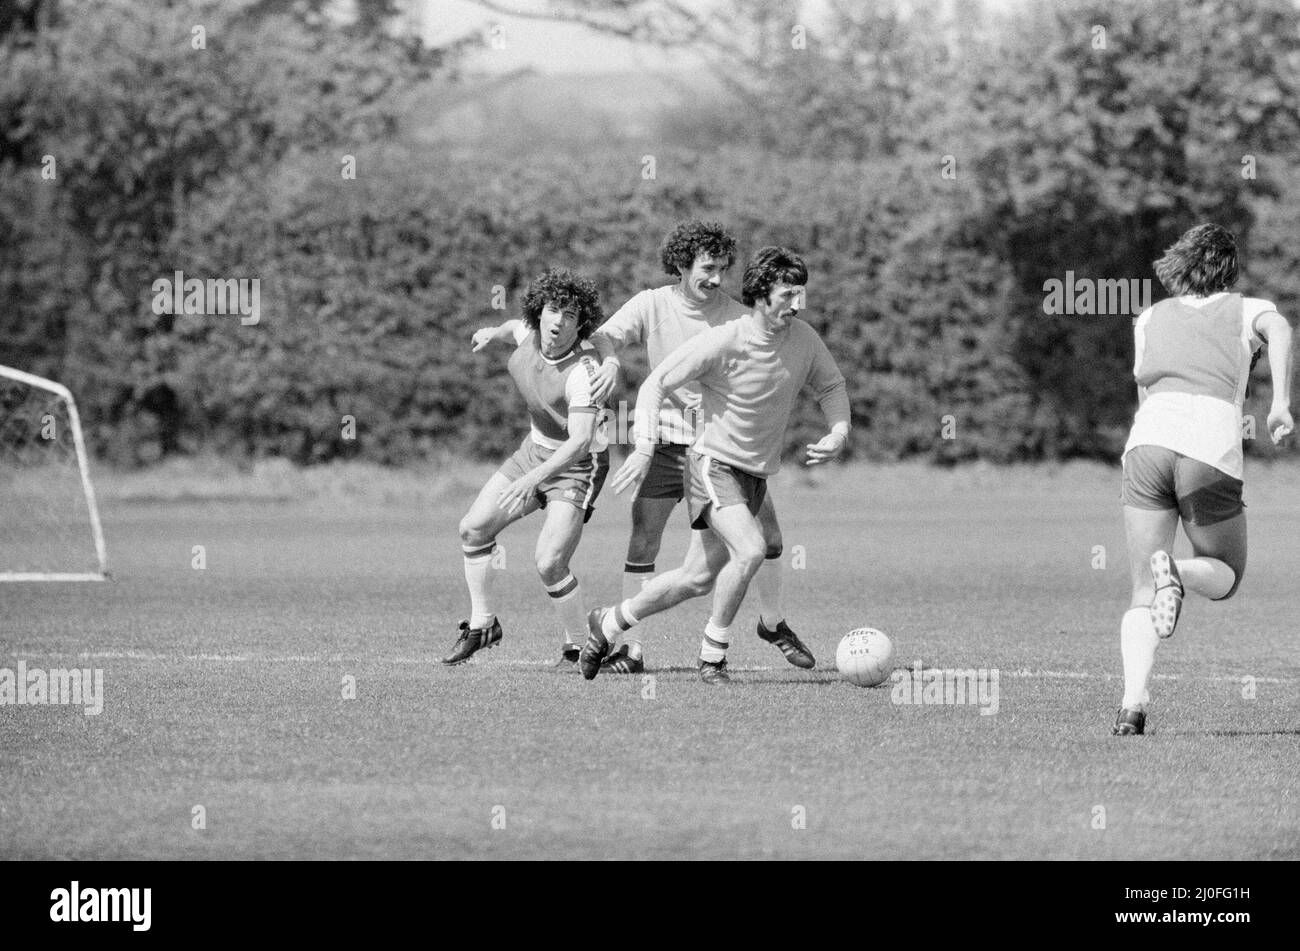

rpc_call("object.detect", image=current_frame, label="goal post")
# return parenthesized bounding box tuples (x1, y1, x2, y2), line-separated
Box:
(0, 364, 109, 581)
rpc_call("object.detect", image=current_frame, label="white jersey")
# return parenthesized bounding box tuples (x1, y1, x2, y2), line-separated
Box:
(592, 286, 750, 444)
(1124, 292, 1274, 479)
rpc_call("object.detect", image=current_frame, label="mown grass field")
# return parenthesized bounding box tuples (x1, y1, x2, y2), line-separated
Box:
(2, 462, 1297, 859)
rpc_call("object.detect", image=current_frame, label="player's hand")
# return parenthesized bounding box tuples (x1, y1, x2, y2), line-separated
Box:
(805, 431, 846, 466)
(589, 361, 618, 405)
(612, 449, 653, 495)
(471, 327, 496, 352)
(497, 475, 539, 513)
(1267, 404, 1294, 444)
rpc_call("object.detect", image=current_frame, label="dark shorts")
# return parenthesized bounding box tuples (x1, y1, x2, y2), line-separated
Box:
(685, 450, 767, 530)
(635, 442, 690, 502)
(1121, 445, 1244, 526)
(497, 437, 609, 523)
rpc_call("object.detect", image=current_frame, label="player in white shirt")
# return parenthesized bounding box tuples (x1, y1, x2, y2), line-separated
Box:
(585, 221, 816, 674)
(581, 247, 850, 684)
(443, 268, 611, 666)
(1114, 224, 1293, 735)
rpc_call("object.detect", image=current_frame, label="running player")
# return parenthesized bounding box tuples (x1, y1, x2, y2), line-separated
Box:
(585, 221, 814, 675)
(1113, 223, 1293, 735)
(443, 267, 610, 666)
(580, 246, 851, 684)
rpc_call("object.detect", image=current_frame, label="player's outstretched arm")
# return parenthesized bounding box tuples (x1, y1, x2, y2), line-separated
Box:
(805, 425, 849, 466)
(611, 365, 669, 496)
(805, 333, 851, 466)
(587, 296, 649, 403)
(498, 410, 598, 513)
(585, 333, 620, 405)
(470, 319, 525, 352)
(613, 341, 722, 495)
(1257, 310, 1294, 443)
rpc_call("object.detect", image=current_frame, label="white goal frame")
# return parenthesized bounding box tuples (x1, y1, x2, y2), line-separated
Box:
(0, 364, 109, 581)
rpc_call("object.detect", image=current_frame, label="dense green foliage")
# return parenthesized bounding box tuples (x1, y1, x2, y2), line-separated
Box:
(2, 0, 1298, 466)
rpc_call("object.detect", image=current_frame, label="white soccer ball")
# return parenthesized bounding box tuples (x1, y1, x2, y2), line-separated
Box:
(836, 628, 894, 687)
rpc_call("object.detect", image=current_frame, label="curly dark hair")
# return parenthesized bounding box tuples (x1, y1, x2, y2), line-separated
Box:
(659, 220, 738, 277)
(741, 246, 808, 306)
(521, 267, 603, 340)
(1154, 223, 1239, 296)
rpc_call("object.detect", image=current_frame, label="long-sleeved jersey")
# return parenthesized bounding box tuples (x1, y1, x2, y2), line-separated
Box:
(635, 315, 850, 477)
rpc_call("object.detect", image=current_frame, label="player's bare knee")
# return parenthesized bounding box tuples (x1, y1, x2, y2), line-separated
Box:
(1214, 566, 1245, 601)
(735, 543, 766, 577)
(682, 566, 718, 598)
(534, 550, 569, 585)
(625, 531, 662, 565)
(459, 516, 491, 549)
(758, 509, 781, 545)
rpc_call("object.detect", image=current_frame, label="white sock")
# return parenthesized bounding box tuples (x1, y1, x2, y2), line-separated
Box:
(622, 562, 654, 651)
(1177, 557, 1235, 600)
(601, 600, 639, 645)
(623, 563, 654, 601)
(700, 618, 730, 663)
(1120, 607, 1159, 710)
(756, 554, 784, 629)
(545, 574, 585, 646)
(463, 543, 496, 629)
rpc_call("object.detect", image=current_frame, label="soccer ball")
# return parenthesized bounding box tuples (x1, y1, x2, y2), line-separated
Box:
(836, 628, 894, 687)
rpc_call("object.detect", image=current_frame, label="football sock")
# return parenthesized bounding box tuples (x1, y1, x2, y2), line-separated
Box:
(601, 600, 639, 643)
(462, 542, 496, 630)
(756, 552, 785, 630)
(700, 619, 730, 663)
(623, 562, 654, 600)
(545, 573, 585, 646)
(622, 562, 655, 651)
(1176, 557, 1235, 600)
(1120, 607, 1158, 710)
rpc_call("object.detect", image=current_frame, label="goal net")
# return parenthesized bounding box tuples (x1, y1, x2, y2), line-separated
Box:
(0, 365, 109, 581)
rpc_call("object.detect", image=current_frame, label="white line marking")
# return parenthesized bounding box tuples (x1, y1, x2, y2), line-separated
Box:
(967, 668, 1292, 685)
(0, 652, 1293, 684)
(0, 649, 783, 672)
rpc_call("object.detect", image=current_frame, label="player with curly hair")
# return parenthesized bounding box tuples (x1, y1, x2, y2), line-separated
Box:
(583, 221, 815, 675)
(582, 246, 851, 684)
(443, 267, 612, 666)
(1112, 223, 1293, 735)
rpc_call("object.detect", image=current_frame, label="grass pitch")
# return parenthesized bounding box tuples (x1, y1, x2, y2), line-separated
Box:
(2, 463, 1297, 859)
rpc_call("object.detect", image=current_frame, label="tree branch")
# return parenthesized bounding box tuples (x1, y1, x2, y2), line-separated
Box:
(462, 0, 648, 40)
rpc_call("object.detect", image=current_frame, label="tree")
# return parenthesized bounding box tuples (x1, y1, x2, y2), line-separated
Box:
(465, 0, 961, 158)
(955, 0, 1300, 455)
(0, 0, 460, 460)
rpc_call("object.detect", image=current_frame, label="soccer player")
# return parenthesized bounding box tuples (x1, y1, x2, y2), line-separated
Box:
(1113, 223, 1293, 735)
(585, 221, 814, 675)
(443, 268, 611, 666)
(580, 246, 851, 684)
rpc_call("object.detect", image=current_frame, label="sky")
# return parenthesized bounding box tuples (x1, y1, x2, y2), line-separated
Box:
(419, 0, 703, 74)
(415, 0, 1027, 75)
